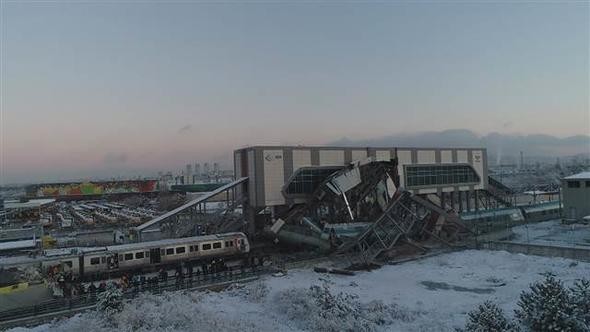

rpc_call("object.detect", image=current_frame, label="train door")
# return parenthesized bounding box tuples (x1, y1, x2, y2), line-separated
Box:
(150, 248, 161, 264)
(79, 256, 84, 277)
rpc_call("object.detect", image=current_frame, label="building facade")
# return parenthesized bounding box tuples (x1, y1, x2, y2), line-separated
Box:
(234, 146, 488, 211)
(562, 172, 590, 221)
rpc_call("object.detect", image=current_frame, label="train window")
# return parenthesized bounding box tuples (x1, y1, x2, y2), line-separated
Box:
(90, 257, 100, 265)
(176, 247, 186, 254)
(161, 249, 166, 256)
(213, 242, 222, 249)
(229, 241, 234, 247)
(135, 252, 144, 259)
(202, 243, 211, 250)
(166, 248, 174, 255)
(101, 257, 106, 263)
(124, 253, 134, 260)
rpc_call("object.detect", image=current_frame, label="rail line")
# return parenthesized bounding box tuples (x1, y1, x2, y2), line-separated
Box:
(0, 268, 269, 330)
(0, 252, 338, 330)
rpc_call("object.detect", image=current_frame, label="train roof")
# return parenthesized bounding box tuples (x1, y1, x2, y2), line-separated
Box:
(520, 201, 562, 213)
(105, 232, 246, 252)
(44, 246, 107, 257)
(460, 207, 522, 219)
(0, 239, 37, 251)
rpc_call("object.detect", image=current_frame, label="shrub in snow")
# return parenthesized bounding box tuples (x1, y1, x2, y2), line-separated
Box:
(515, 274, 580, 332)
(39, 290, 269, 332)
(275, 280, 415, 332)
(227, 281, 269, 303)
(463, 300, 517, 332)
(96, 283, 124, 317)
(111, 291, 266, 331)
(570, 279, 590, 329)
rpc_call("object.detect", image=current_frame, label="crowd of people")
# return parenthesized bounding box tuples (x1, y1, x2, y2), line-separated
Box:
(46, 256, 267, 299)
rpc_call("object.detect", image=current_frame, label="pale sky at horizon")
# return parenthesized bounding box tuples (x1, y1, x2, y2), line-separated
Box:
(1, 1, 589, 184)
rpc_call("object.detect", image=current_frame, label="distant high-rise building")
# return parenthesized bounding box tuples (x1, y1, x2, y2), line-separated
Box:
(213, 162, 220, 175)
(195, 163, 201, 177)
(520, 151, 524, 170)
(203, 162, 210, 175)
(186, 164, 192, 184)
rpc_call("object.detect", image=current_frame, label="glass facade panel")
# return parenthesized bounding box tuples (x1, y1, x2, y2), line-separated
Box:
(285, 167, 342, 195)
(406, 164, 480, 188)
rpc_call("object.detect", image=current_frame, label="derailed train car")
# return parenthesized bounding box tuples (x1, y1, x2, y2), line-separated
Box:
(460, 201, 561, 225)
(41, 232, 250, 279)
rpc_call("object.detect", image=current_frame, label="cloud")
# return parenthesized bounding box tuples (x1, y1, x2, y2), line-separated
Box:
(104, 152, 128, 164)
(178, 124, 192, 134)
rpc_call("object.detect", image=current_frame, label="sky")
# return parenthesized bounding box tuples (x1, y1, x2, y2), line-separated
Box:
(1, 1, 589, 184)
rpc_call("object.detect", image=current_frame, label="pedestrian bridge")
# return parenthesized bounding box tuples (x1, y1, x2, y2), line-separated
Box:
(133, 177, 248, 241)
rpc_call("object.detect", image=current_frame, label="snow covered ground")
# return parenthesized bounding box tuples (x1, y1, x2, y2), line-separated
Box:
(509, 219, 590, 248)
(9, 250, 590, 332)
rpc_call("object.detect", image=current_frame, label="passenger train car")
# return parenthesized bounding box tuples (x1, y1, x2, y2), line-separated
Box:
(41, 232, 250, 279)
(460, 201, 561, 225)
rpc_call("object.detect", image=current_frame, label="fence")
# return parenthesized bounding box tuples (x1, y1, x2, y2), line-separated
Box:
(0, 268, 267, 326)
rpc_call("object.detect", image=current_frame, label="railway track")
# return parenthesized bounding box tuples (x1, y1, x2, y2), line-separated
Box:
(0, 268, 269, 330)
(0, 253, 337, 330)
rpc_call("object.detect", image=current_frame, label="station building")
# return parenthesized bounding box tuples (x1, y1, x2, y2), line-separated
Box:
(562, 172, 590, 222)
(134, 145, 491, 241)
(234, 146, 488, 225)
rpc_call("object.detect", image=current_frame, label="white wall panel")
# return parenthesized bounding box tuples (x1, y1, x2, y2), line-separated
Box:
(417, 150, 436, 164)
(471, 150, 485, 190)
(397, 150, 412, 188)
(263, 149, 285, 206)
(441, 150, 452, 163)
(247, 150, 256, 204)
(457, 150, 468, 163)
(319, 150, 344, 166)
(375, 150, 391, 161)
(292, 149, 312, 171)
(351, 150, 367, 162)
(234, 152, 242, 177)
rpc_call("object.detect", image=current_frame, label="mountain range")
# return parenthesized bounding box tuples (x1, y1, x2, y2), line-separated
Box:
(330, 129, 590, 165)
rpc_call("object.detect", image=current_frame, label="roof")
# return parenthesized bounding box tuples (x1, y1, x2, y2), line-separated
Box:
(521, 201, 562, 213)
(106, 232, 245, 252)
(461, 208, 523, 220)
(134, 177, 248, 232)
(0, 239, 37, 251)
(234, 145, 486, 152)
(4, 199, 55, 210)
(563, 172, 590, 180)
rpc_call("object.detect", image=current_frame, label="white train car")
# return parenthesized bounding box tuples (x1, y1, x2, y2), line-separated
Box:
(41, 232, 250, 279)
